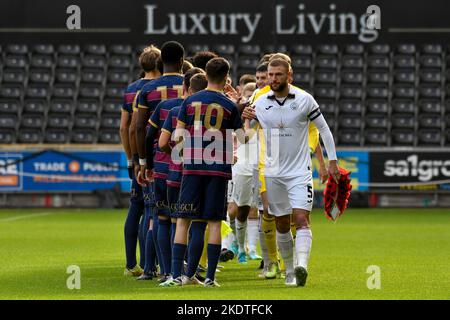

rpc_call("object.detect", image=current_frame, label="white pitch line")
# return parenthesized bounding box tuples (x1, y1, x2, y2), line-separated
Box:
(0, 212, 53, 222)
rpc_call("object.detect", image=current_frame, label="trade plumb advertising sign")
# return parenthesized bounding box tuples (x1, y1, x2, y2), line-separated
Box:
(370, 151, 450, 191)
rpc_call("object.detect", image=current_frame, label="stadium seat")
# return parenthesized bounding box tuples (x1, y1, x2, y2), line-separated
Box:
(323, 115, 335, 131)
(5, 55, 28, 68)
(52, 84, 77, 99)
(396, 44, 416, 55)
(57, 55, 80, 69)
(84, 44, 107, 55)
(419, 115, 441, 129)
(366, 114, 388, 129)
(81, 69, 104, 84)
(291, 56, 312, 69)
(420, 85, 441, 98)
(76, 100, 100, 114)
(24, 100, 47, 114)
(393, 85, 415, 99)
(26, 85, 49, 99)
(33, 44, 54, 55)
(18, 129, 42, 143)
(0, 114, 18, 129)
(419, 55, 442, 68)
(79, 85, 103, 99)
(314, 85, 336, 99)
(341, 70, 363, 83)
(339, 100, 362, 114)
(102, 100, 122, 113)
(71, 129, 97, 144)
(0, 130, 16, 143)
(6, 44, 28, 55)
(47, 113, 71, 128)
(109, 44, 132, 55)
(292, 72, 311, 87)
(394, 70, 415, 83)
(338, 130, 361, 146)
(212, 44, 235, 55)
(391, 129, 415, 146)
(367, 70, 389, 84)
(55, 69, 78, 84)
(263, 44, 287, 55)
(392, 99, 415, 114)
(98, 130, 120, 143)
(369, 44, 390, 55)
(367, 55, 389, 69)
(365, 129, 388, 145)
(418, 129, 441, 145)
(315, 55, 338, 69)
(107, 70, 131, 84)
(74, 115, 97, 129)
(108, 55, 132, 69)
(82, 55, 106, 69)
(366, 100, 388, 114)
(318, 100, 336, 115)
(0, 84, 23, 99)
(0, 99, 20, 115)
(340, 86, 363, 99)
(57, 44, 81, 55)
(29, 69, 52, 83)
(237, 56, 259, 70)
(2, 69, 26, 84)
(317, 44, 338, 55)
(392, 114, 415, 129)
(49, 100, 73, 114)
(30, 55, 53, 69)
(104, 85, 124, 99)
(21, 113, 44, 129)
(341, 55, 364, 69)
(366, 85, 389, 99)
(315, 71, 337, 84)
(338, 115, 361, 129)
(100, 115, 120, 129)
(344, 44, 364, 55)
(421, 44, 442, 55)
(187, 44, 210, 55)
(419, 69, 441, 83)
(394, 55, 415, 69)
(44, 129, 70, 143)
(290, 44, 313, 55)
(238, 44, 260, 56)
(419, 100, 441, 114)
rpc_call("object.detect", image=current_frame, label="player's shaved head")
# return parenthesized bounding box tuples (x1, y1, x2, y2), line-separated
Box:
(269, 53, 292, 65)
(139, 45, 161, 72)
(192, 51, 219, 71)
(205, 57, 230, 84)
(183, 67, 205, 89)
(189, 73, 208, 93)
(268, 59, 290, 73)
(161, 41, 185, 64)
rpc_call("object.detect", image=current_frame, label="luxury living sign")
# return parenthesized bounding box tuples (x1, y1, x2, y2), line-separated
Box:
(144, 3, 381, 43)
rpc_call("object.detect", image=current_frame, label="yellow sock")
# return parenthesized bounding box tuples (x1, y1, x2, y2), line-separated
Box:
(279, 253, 285, 272)
(290, 223, 297, 240)
(199, 226, 209, 268)
(262, 215, 277, 262)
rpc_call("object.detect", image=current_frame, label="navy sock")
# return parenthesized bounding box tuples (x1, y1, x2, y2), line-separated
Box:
(170, 222, 176, 247)
(157, 217, 172, 276)
(186, 221, 207, 278)
(143, 228, 156, 275)
(151, 209, 162, 273)
(124, 201, 143, 269)
(172, 243, 187, 279)
(206, 244, 222, 281)
(138, 205, 150, 269)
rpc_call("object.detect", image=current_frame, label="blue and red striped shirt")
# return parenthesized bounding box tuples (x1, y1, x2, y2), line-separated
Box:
(161, 106, 183, 187)
(177, 89, 243, 179)
(122, 79, 154, 113)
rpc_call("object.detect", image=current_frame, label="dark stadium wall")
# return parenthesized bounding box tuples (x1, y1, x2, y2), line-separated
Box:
(1, 0, 450, 45)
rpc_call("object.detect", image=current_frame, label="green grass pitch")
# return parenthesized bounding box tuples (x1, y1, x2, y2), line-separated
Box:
(0, 208, 449, 300)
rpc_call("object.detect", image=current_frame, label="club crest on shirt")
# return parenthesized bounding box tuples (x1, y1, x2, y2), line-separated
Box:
(289, 102, 299, 110)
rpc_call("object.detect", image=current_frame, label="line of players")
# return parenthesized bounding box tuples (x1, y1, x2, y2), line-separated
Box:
(119, 41, 339, 287)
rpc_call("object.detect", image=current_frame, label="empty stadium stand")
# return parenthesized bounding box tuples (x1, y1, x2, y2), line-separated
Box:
(0, 43, 449, 147)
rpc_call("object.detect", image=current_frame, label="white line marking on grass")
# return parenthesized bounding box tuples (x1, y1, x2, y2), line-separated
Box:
(0, 212, 53, 222)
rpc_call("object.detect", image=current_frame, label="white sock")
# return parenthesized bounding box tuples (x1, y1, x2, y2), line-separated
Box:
(229, 216, 236, 237)
(247, 219, 259, 252)
(258, 215, 269, 265)
(276, 231, 294, 275)
(295, 228, 312, 270)
(236, 219, 247, 253)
